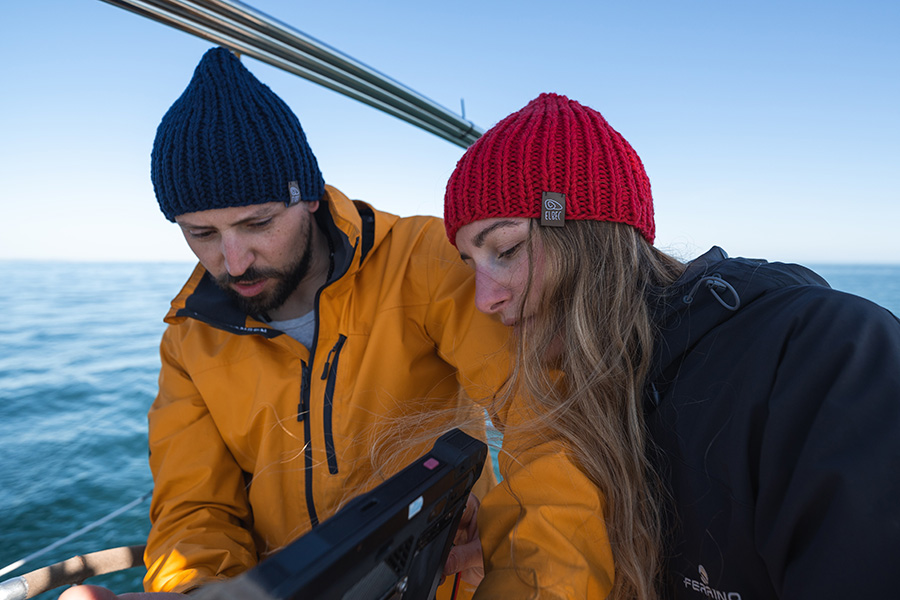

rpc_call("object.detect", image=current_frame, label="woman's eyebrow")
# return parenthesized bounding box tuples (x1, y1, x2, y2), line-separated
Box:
(472, 220, 522, 248)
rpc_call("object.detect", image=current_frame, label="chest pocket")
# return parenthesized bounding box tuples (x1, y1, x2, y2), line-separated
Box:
(321, 334, 348, 474)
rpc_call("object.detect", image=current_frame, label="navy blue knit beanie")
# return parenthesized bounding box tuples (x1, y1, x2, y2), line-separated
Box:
(151, 47, 324, 221)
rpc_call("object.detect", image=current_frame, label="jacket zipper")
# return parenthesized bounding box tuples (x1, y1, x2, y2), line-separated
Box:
(299, 359, 319, 526)
(295, 218, 353, 528)
(321, 335, 347, 475)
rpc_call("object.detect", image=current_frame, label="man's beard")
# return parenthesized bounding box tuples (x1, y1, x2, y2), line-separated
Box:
(216, 218, 315, 317)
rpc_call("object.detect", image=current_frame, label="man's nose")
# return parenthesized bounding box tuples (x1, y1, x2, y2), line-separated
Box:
(221, 234, 253, 277)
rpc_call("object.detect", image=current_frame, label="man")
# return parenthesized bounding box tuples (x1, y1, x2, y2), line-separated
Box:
(62, 46, 504, 599)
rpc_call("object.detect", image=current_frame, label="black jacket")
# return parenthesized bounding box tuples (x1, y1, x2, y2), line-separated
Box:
(647, 247, 900, 599)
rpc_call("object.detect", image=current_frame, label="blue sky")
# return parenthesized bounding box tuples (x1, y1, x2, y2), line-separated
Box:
(1, 0, 898, 264)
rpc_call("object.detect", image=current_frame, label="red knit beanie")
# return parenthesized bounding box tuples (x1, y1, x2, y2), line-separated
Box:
(444, 93, 654, 245)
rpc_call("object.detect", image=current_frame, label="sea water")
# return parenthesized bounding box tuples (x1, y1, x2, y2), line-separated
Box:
(1, 260, 898, 598)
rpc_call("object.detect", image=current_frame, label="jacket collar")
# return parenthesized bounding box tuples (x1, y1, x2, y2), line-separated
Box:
(645, 246, 830, 407)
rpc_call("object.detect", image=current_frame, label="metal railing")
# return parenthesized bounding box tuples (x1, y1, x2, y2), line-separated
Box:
(98, 0, 482, 148)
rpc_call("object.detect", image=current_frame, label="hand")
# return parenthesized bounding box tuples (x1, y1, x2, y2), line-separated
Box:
(58, 585, 186, 599)
(443, 493, 485, 587)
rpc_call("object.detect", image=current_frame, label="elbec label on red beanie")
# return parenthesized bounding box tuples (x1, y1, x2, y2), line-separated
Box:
(443, 93, 654, 246)
(541, 192, 566, 227)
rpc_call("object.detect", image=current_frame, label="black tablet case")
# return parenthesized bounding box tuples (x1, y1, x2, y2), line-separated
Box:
(192, 428, 487, 600)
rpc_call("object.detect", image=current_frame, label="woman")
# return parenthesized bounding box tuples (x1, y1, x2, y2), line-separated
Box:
(444, 93, 900, 599)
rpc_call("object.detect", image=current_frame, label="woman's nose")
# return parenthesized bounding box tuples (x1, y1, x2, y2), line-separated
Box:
(474, 269, 511, 316)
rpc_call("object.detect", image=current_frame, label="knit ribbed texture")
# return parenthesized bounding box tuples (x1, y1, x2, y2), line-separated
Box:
(151, 47, 324, 221)
(444, 93, 654, 245)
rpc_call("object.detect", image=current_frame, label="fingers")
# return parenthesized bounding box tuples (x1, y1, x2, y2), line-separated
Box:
(444, 538, 485, 587)
(445, 493, 485, 587)
(58, 585, 121, 600)
(57, 587, 186, 600)
(444, 545, 460, 577)
(453, 493, 480, 546)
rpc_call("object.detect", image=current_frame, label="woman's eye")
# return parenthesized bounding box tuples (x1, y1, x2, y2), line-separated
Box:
(498, 242, 523, 260)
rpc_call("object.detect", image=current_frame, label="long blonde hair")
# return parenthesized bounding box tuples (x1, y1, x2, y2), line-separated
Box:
(507, 219, 684, 600)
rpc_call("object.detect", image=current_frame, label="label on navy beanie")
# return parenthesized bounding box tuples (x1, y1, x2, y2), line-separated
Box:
(288, 181, 302, 206)
(541, 192, 566, 227)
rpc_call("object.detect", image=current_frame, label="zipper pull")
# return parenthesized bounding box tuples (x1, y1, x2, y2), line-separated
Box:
(298, 361, 310, 422)
(321, 344, 338, 379)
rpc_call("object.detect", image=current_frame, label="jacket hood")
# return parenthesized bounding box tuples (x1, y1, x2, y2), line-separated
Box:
(647, 247, 830, 399)
(164, 185, 398, 334)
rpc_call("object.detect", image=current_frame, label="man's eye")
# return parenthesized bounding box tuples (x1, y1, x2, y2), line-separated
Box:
(188, 230, 213, 239)
(498, 243, 523, 260)
(249, 218, 272, 229)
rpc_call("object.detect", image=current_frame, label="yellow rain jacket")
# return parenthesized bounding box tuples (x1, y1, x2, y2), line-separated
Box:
(475, 422, 616, 599)
(144, 186, 508, 594)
